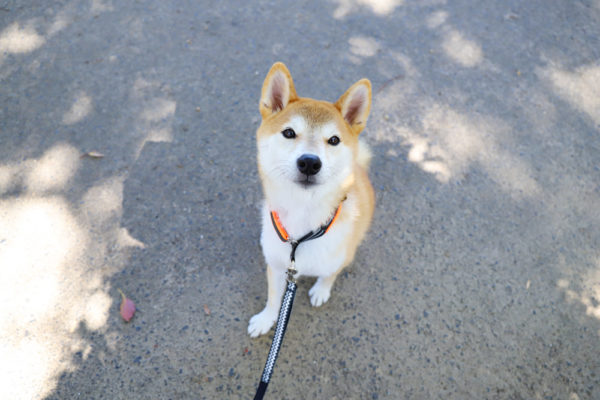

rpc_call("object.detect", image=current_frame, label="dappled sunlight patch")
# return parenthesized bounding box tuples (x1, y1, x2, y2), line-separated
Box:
(146, 127, 174, 143)
(44, 4, 80, 38)
(131, 77, 177, 157)
(422, 105, 540, 197)
(84, 291, 112, 330)
(140, 98, 177, 122)
(0, 196, 93, 400)
(422, 106, 484, 164)
(91, 0, 114, 13)
(137, 111, 175, 157)
(349, 36, 380, 57)
(25, 143, 80, 194)
(425, 9, 494, 71)
(0, 22, 45, 54)
(332, 0, 403, 19)
(420, 160, 451, 181)
(0, 338, 58, 400)
(0, 197, 82, 325)
(47, 12, 70, 37)
(117, 227, 146, 249)
(485, 158, 541, 198)
(558, 260, 600, 326)
(406, 135, 429, 163)
(441, 29, 483, 68)
(372, 92, 540, 198)
(82, 176, 124, 222)
(0, 142, 136, 399)
(542, 62, 600, 125)
(0, 165, 17, 194)
(63, 273, 113, 334)
(426, 10, 448, 29)
(63, 92, 93, 125)
(348, 36, 381, 64)
(80, 176, 144, 249)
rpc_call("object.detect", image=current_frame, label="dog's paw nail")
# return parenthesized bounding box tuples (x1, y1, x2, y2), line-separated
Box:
(248, 310, 277, 337)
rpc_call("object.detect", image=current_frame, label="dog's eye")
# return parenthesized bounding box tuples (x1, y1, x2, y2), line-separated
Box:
(327, 136, 340, 146)
(281, 128, 296, 139)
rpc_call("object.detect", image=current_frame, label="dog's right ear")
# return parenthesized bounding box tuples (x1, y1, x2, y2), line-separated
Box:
(259, 62, 298, 119)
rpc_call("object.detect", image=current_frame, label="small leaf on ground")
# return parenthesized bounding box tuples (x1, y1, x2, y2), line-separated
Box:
(203, 304, 211, 315)
(81, 151, 104, 159)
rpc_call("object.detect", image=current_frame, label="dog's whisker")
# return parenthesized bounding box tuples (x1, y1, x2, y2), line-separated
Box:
(266, 163, 290, 178)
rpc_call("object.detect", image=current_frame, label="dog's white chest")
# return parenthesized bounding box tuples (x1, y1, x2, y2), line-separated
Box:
(260, 205, 347, 277)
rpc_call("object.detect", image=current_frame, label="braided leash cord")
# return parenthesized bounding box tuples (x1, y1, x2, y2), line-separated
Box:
(253, 281, 297, 400)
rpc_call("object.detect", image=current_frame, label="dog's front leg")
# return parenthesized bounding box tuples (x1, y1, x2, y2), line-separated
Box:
(248, 264, 286, 337)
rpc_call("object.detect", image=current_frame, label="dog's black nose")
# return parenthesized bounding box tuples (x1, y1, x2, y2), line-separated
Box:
(297, 154, 322, 176)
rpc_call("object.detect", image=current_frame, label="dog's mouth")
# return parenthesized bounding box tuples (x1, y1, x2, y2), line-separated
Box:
(296, 175, 318, 188)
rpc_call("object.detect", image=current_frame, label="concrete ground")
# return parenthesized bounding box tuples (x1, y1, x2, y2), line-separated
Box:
(1, 0, 599, 399)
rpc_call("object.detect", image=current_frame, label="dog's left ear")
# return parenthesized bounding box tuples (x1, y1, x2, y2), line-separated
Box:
(259, 62, 298, 119)
(335, 79, 372, 135)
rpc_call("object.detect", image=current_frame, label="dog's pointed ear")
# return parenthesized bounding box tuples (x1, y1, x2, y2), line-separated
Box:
(259, 62, 298, 119)
(335, 79, 372, 135)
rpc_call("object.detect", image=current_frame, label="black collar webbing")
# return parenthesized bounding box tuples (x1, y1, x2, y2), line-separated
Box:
(269, 202, 342, 262)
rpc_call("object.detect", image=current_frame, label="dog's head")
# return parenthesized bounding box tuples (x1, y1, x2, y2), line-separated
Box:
(256, 62, 371, 194)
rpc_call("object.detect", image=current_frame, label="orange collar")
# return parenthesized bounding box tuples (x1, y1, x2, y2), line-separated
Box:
(270, 203, 343, 243)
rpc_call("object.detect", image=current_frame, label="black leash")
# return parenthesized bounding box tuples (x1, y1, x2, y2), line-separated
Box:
(253, 276, 297, 400)
(253, 206, 342, 399)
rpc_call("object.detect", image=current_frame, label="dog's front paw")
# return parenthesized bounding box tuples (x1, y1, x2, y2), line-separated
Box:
(248, 309, 277, 338)
(309, 279, 332, 307)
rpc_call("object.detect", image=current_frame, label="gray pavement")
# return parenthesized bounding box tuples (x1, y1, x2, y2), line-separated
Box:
(1, 0, 599, 399)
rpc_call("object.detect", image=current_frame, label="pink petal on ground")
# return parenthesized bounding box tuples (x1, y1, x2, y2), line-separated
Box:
(118, 289, 136, 322)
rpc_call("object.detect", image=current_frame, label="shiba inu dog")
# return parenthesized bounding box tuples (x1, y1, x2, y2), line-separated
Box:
(248, 62, 375, 337)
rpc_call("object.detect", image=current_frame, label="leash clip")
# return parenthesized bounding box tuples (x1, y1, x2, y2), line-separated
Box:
(286, 239, 299, 283)
(286, 259, 297, 283)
